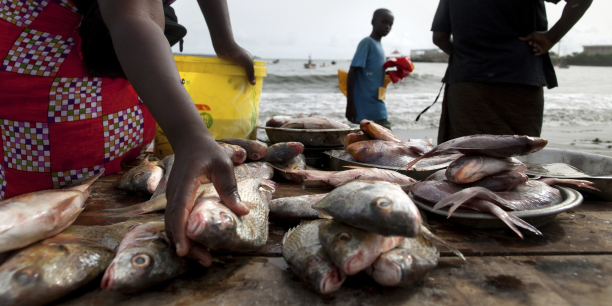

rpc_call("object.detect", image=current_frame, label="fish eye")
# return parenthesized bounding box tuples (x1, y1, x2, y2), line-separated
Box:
(133, 172, 143, 179)
(13, 269, 37, 286)
(131, 254, 151, 268)
(252, 154, 260, 159)
(372, 197, 392, 209)
(337, 232, 351, 242)
(307, 255, 324, 267)
(221, 213, 234, 225)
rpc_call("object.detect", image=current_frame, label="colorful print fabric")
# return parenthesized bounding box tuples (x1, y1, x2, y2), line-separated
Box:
(0, 0, 155, 200)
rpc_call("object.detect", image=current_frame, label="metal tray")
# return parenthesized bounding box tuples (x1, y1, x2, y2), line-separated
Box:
(516, 148, 612, 201)
(413, 186, 582, 229)
(325, 150, 452, 181)
(258, 126, 360, 147)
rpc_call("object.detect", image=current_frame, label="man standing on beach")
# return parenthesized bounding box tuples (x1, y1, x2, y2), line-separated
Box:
(346, 9, 394, 129)
(432, 0, 591, 143)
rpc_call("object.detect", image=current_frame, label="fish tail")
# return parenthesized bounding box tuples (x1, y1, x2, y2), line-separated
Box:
(66, 169, 106, 193)
(420, 225, 465, 261)
(401, 149, 437, 170)
(540, 178, 600, 191)
(99, 200, 160, 217)
(468, 201, 542, 238)
(433, 187, 512, 211)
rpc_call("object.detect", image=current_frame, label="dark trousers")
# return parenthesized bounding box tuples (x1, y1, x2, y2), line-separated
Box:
(373, 119, 392, 130)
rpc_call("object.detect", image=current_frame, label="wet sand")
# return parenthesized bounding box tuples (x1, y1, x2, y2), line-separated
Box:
(394, 124, 612, 157)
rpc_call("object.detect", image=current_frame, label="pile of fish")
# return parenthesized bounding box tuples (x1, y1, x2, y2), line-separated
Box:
(341, 120, 461, 169)
(266, 114, 351, 129)
(407, 135, 599, 238)
(282, 181, 464, 294)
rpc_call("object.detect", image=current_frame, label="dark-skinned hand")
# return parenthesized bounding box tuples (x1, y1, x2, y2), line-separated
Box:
(218, 44, 256, 85)
(346, 99, 357, 123)
(164, 136, 249, 266)
(519, 31, 555, 56)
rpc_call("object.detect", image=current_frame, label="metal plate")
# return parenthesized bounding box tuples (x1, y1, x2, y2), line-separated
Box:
(413, 186, 583, 229)
(516, 148, 612, 201)
(258, 126, 360, 147)
(325, 150, 452, 181)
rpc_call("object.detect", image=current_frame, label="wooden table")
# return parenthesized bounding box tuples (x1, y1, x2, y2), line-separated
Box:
(53, 170, 612, 306)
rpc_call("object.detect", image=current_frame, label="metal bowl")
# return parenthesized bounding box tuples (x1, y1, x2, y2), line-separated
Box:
(258, 126, 360, 147)
(412, 186, 583, 228)
(325, 150, 452, 181)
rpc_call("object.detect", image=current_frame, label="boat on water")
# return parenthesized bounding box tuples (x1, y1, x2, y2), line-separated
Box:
(268, 59, 280, 64)
(304, 55, 316, 69)
(557, 62, 570, 69)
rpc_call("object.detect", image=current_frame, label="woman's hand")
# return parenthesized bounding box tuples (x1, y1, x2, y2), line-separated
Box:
(164, 136, 249, 265)
(217, 44, 256, 85)
(519, 32, 555, 56)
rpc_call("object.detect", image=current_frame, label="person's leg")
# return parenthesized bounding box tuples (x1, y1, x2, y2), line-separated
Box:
(373, 119, 392, 130)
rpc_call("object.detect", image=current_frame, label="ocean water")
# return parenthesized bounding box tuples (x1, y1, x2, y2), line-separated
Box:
(258, 60, 612, 130)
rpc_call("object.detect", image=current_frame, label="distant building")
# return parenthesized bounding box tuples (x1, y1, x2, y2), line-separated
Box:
(410, 49, 449, 63)
(583, 45, 612, 56)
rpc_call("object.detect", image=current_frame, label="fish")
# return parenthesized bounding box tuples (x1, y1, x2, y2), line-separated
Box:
(347, 140, 420, 167)
(100, 221, 188, 292)
(344, 131, 372, 147)
(409, 180, 542, 238)
(263, 142, 305, 164)
(103, 162, 274, 217)
(0, 170, 104, 253)
(280, 117, 351, 129)
(273, 154, 306, 184)
(114, 161, 163, 194)
(269, 193, 328, 222)
(445, 156, 527, 184)
(266, 115, 295, 127)
(359, 119, 402, 143)
(285, 168, 417, 191)
(313, 181, 422, 237)
(403, 134, 549, 170)
(217, 138, 268, 161)
(282, 220, 346, 294)
(318, 220, 403, 275)
(427, 169, 529, 192)
(0, 218, 154, 306)
(186, 179, 277, 252)
(366, 235, 439, 287)
(218, 143, 247, 165)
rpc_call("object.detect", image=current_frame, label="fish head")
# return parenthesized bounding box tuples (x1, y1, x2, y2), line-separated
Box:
(282, 142, 305, 156)
(366, 194, 422, 237)
(114, 162, 163, 193)
(186, 197, 241, 249)
(346, 141, 377, 160)
(292, 246, 345, 294)
(318, 220, 373, 275)
(523, 136, 548, 154)
(446, 156, 483, 182)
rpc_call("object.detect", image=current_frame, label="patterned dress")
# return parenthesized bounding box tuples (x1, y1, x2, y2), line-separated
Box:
(0, 0, 155, 200)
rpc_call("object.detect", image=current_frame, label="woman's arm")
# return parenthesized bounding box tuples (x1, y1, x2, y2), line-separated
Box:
(98, 0, 249, 264)
(433, 32, 453, 55)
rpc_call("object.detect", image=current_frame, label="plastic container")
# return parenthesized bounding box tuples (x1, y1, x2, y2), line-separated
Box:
(154, 55, 267, 159)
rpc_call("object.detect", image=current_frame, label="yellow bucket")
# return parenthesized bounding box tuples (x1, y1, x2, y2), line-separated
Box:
(154, 55, 267, 159)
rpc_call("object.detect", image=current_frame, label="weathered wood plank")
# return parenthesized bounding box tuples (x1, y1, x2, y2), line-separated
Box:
(53, 255, 612, 306)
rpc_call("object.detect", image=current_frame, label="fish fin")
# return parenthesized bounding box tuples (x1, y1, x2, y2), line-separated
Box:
(540, 178, 600, 191)
(433, 187, 513, 212)
(420, 225, 465, 261)
(282, 226, 298, 245)
(317, 211, 333, 219)
(43, 236, 115, 252)
(150, 155, 174, 200)
(99, 197, 165, 217)
(342, 166, 371, 170)
(400, 147, 442, 170)
(65, 169, 106, 193)
(467, 201, 542, 238)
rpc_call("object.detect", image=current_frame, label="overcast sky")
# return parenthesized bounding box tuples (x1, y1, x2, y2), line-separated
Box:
(171, 0, 612, 59)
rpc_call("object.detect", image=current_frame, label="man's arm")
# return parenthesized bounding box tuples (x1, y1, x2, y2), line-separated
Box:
(346, 67, 357, 123)
(433, 32, 453, 55)
(197, 0, 255, 85)
(520, 0, 592, 56)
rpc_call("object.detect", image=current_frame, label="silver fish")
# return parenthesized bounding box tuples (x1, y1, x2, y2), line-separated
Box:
(282, 220, 346, 294)
(281, 117, 351, 129)
(318, 220, 402, 275)
(0, 171, 104, 253)
(269, 193, 328, 222)
(445, 156, 526, 184)
(115, 161, 163, 193)
(273, 154, 306, 184)
(186, 179, 277, 252)
(266, 115, 295, 127)
(313, 181, 422, 237)
(100, 221, 188, 292)
(286, 168, 417, 191)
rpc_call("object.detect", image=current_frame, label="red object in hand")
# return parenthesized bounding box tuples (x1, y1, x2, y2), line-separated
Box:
(383, 57, 415, 84)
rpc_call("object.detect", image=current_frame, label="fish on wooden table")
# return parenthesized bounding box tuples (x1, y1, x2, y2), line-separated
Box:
(218, 143, 247, 165)
(445, 156, 527, 184)
(272, 154, 306, 184)
(313, 181, 422, 237)
(280, 117, 351, 129)
(269, 193, 328, 222)
(284, 168, 417, 191)
(347, 140, 420, 167)
(0, 170, 105, 253)
(282, 220, 346, 294)
(0, 218, 157, 306)
(115, 161, 163, 194)
(266, 115, 295, 127)
(403, 134, 549, 170)
(100, 221, 188, 292)
(366, 235, 439, 287)
(318, 220, 402, 276)
(104, 162, 274, 217)
(186, 179, 277, 252)
(263, 142, 304, 164)
(217, 138, 268, 161)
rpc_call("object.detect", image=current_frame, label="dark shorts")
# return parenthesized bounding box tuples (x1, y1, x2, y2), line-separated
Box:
(373, 119, 392, 130)
(437, 82, 544, 144)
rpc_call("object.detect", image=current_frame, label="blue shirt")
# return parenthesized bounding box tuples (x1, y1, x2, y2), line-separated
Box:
(351, 37, 387, 122)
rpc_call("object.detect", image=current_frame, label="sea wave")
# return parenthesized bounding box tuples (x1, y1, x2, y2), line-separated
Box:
(259, 92, 612, 130)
